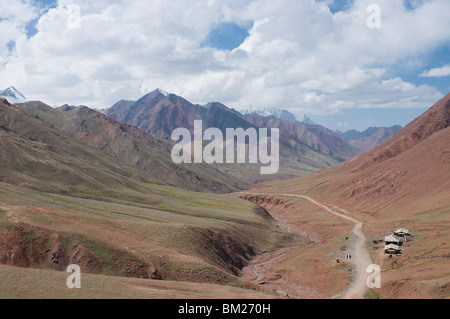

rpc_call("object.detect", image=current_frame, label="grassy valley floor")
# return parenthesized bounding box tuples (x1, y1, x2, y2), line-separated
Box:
(0, 180, 307, 298)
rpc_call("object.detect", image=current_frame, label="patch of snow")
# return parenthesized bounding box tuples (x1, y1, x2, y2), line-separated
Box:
(157, 88, 169, 97)
(240, 106, 297, 122)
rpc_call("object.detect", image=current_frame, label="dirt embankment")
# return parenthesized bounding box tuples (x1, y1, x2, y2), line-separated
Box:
(188, 227, 256, 275)
(0, 224, 162, 280)
(239, 194, 322, 242)
(240, 194, 292, 211)
(0, 209, 268, 286)
(0, 226, 98, 272)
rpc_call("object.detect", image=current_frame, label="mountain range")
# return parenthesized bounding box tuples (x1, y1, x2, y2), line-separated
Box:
(17, 101, 341, 193)
(105, 89, 371, 160)
(1, 87, 400, 157)
(0, 88, 349, 196)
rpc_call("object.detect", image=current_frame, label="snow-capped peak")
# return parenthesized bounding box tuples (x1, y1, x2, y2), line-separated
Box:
(240, 106, 297, 123)
(157, 88, 169, 97)
(0, 86, 27, 104)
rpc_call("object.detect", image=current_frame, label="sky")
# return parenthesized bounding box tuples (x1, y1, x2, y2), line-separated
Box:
(1, 0, 450, 131)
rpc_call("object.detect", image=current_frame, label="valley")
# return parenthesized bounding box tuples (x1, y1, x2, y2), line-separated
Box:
(1, 0, 449, 303)
(0, 178, 300, 298)
(0, 91, 449, 299)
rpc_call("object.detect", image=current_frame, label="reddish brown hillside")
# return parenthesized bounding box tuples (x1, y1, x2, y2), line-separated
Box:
(334, 93, 450, 209)
(248, 94, 450, 298)
(256, 92, 450, 216)
(356, 92, 450, 169)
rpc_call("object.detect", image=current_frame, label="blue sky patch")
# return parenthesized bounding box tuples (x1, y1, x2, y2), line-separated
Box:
(402, 0, 426, 11)
(417, 43, 450, 91)
(326, 0, 354, 14)
(25, 17, 41, 38)
(7, 40, 15, 52)
(314, 107, 428, 132)
(32, 0, 58, 8)
(201, 22, 252, 51)
(383, 42, 450, 94)
(26, 0, 58, 38)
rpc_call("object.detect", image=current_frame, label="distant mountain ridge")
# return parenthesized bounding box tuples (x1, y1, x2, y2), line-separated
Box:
(106, 89, 359, 160)
(243, 113, 359, 159)
(56, 104, 85, 112)
(108, 89, 254, 138)
(342, 125, 402, 140)
(341, 125, 402, 152)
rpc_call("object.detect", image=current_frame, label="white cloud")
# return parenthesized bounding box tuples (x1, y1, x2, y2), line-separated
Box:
(0, 0, 37, 58)
(419, 64, 450, 77)
(0, 0, 448, 113)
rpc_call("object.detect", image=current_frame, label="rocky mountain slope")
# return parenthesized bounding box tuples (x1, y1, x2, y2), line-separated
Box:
(244, 113, 360, 160)
(18, 100, 340, 192)
(18, 101, 243, 193)
(106, 89, 359, 160)
(107, 89, 254, 138)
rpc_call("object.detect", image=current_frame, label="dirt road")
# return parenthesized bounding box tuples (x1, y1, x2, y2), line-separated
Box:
(242, 192, 372, 299)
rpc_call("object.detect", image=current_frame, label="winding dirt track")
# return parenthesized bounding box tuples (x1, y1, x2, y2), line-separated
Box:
(243, 192, 372, 299)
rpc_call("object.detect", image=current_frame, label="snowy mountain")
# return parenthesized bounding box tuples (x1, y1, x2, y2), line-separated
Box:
(240, 106, 297, 122)
(0, 87, 27, 104)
